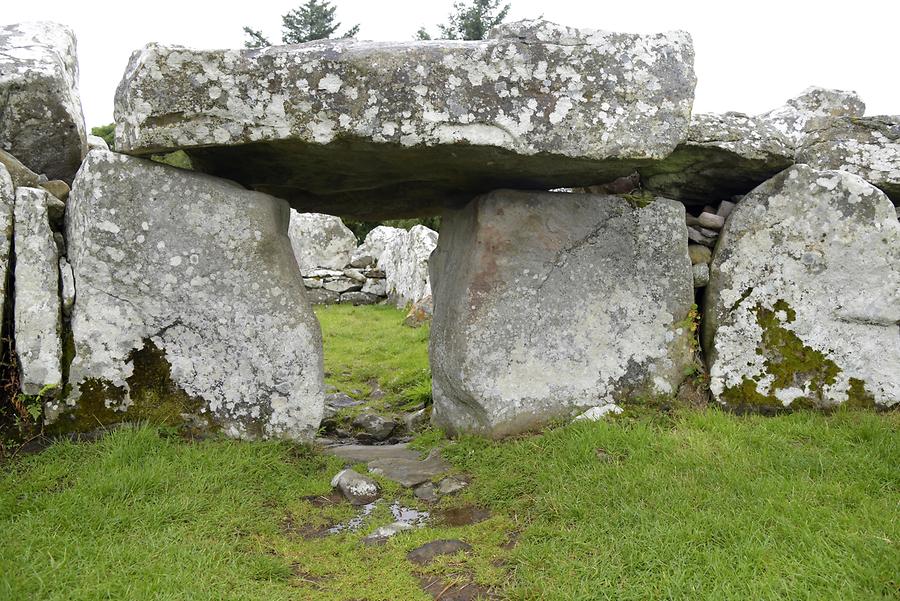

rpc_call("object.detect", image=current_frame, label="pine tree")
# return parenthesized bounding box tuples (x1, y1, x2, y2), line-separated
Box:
(243, 0, 360, 49)
(417, 0, 511, 41)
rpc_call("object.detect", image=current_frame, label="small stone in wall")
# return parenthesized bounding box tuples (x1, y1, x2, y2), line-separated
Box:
(688, 244, 712, 265)
(692, 263, 709, 288)
(697, 212, 725, 230)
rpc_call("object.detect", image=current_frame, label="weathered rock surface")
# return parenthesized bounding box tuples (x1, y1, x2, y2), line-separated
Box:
(0, 149, 44, 189)
(382, 225, 437, 308)
(368, 449, 451, 488)
(351, 226, 406, 268)
(14, 187, 62, 395)
(642, 112, 793, 202)
(796, 116, 900, 202)
(288, 211, 358, 273)
(331, 468, 380, 505)
(0, 22, 87, 182)
(703, 165, 900, 409)
(87, 135, 110, 151)
(760, 86, 865, 147)
(407, 540, 472, 565)
(430, 190, 694, 437)
(114, 20, 696, 219)
(0, 166, 14, 353)
(59, 151, 324, 439)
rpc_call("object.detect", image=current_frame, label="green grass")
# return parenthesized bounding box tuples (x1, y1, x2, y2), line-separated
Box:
(315, 304, 432, 412)
(1, 305, 898, 600)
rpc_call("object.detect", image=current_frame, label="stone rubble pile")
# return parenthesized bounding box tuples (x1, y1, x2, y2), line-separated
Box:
(0, 19, 896, 443)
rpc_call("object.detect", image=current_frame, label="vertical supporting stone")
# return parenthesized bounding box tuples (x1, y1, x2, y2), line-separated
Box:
(14, 187, 62, 395)
(60, 151, 324, 440)
(702, 165, 900, 409)
(0, 165, 14, 328)
(429, 190, 695, 437)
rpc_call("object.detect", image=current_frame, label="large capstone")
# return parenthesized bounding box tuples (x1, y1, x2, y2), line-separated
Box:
(702, 165, 900, 409)
(641, 112, 794, 202)
(288, 211, 358, 274)
(114, 20, 696, 219)
(59, 151, 324, 439)
(14, 187, 62, 395)
(0, 22, 87, 182)
(429, 190, 695, 437)
(796, 116, 900, 202)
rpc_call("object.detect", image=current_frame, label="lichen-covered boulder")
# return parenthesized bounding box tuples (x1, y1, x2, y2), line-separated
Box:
(58, 151, 324, 439)
(796, 116, 900, 202)
(14, 187, 62, 395)
(114, 20, 696, 219)
(642, 112, 793, 202)
(382, 225, 437, 309)
(760, 87, 865, 147)
(430, 190, 694, 437)
(288, 211, 357, 274)
(703, 165, 900, 409)
(0, 22, 87, 182)
(350, 225, 406, 268)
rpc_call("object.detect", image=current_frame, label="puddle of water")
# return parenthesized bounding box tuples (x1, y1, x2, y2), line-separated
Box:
(327, 500, 429, 535)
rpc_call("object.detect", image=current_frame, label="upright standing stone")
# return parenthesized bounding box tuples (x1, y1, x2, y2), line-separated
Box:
(703, 165, 900, 409)
(14, 187, 62, 395)
(430, 190, 694, 437)
(288, 211, 357, 274)
(0, 165, 14, 334)
(114, 20, 696, 218)
(59, 151, 324, 440)
(381, 225, 437, 308)
(0, 22, 87, 182)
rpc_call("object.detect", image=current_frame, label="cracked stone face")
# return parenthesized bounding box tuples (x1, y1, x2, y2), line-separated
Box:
(642, 112, 794, 202)
(380, 225, 437, 308)
(0, 22, 87, 182)
(702, 165, 900, 409)
(796, 115, 900, 203)
(429, 190, 694, 437)
(60, 151, 324, 440)
(113, 19, 696, 219)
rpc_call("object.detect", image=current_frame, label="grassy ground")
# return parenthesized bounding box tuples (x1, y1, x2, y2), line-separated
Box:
(1, 305, 898, 600)
(316, 304, 432, 413)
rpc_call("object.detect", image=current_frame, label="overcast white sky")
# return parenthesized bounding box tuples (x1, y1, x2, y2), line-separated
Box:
(5, 0, 898, 127)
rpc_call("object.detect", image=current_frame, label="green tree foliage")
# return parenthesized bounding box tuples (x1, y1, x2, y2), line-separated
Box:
(243, 0, 360, 48)
(90, 123, 115, 150)
(417, 0, 511, 41)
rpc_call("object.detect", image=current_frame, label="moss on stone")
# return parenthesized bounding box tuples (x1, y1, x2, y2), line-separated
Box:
(846, 378, 877, 409)
(49, 339, 214, 435)
(722, 299, 842, 409)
